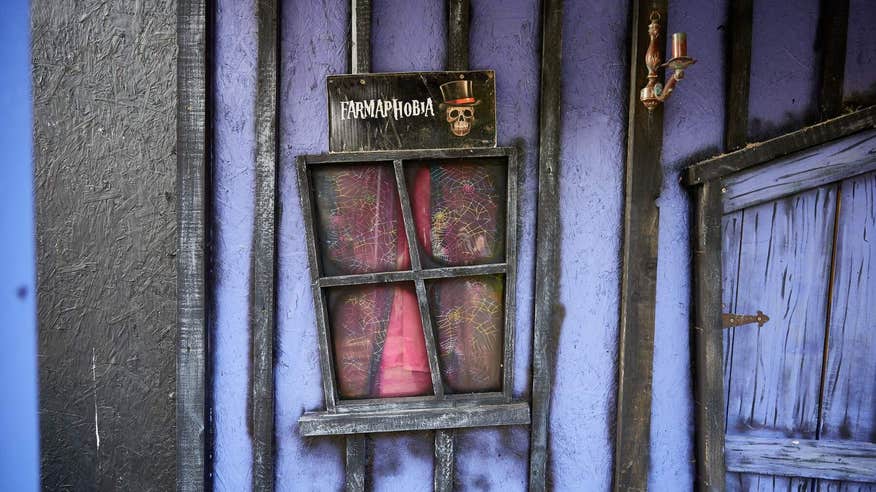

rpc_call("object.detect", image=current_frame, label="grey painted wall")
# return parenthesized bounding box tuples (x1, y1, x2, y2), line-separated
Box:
(33, 0, 178, 489)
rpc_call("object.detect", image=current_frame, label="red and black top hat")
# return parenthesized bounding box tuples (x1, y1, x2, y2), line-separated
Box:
(439, 80, 481, 108)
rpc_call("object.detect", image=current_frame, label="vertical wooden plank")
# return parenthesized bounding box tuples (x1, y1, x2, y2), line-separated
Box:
(817, 172, 876, 492)
(724, 0, 754, 151)
(446, 0, 470, 72)
(351, 0, 372, 73)
(347, 1, 371, 487)
(529, 0, 563, 490)
(721, 211, 744, 429)
(345, 435, 367, 492)
(614, 0, 663, 490)
(178, 0, 208, 490)
(250, 0, 278, 490)
(725, 186, 838, 491)
(693, 181, 727, 491)
(434, 429, 455, 492)
(817, 0, 850, 120)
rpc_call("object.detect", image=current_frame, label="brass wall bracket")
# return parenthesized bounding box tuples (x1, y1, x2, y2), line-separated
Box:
(640, 11, 697, 110)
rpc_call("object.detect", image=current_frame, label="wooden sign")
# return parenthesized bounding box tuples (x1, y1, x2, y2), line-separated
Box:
(327, 71, 496, 153)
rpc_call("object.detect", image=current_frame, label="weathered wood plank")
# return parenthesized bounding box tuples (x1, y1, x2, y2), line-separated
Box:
(724, 0, 754, 151)
(721, 210, 745, 433)
(345, 435, 367, 492)
(351, 0, 371, 74)
(299, 402, 530, 436)
(615, 0, 664, 490)
(819, 172, 876, 444)
(726, 436, 876, 483)
(306, 147, 513, 164)
(250, 0, 279, 489)
(529, 0, 563, 489)
(725, 186, 837, 441)
(434, 429, 455, 492)
(694, 181, 727, 491)
(446, 0, 470, 71)
(686, 106, 876, 185)
(177, 0, 208, 490)
(722, 129, 876, 212)
(816, 0, 850, 120)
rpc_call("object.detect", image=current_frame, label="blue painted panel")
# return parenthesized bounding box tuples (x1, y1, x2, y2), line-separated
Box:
(0, 1, 38, 491)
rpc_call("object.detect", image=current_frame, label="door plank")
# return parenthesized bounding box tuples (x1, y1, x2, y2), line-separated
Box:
(726, 436, 876, 482)
(724, 186, 838, 489)
(816, 171, 876, 492)
(722, 211, 745, 429)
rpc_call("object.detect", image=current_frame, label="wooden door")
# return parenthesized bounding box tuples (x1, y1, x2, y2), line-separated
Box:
(720, 162, 876, 488)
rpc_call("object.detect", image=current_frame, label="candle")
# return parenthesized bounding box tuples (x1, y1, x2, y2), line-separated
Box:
(671, 32, 687, 59)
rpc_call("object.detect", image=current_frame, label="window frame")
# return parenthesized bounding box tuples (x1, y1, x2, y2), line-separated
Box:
(295, 146, 530, 436)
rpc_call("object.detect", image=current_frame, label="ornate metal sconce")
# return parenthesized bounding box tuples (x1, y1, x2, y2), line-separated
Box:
(640, 11, 696, 110)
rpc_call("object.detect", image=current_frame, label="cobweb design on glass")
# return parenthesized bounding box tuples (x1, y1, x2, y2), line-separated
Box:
(409, 160, 506, 267)
(427, 276, 504, 393)
(312, 164, 410, 276)
(327, 283, 433, 399)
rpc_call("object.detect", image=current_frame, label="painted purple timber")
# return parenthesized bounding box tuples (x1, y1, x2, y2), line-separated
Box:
(844, 0, 876, 105)
(748, 0, 820, 141)
(213, 1, 257, 489)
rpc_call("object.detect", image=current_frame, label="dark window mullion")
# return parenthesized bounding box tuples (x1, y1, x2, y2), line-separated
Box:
(318, 270, 416, 288)
(502, 149, 519, 400)
(393, 159, 446, 398)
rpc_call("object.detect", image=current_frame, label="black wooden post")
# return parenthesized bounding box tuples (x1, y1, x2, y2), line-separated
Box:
(724, 0, 754, 151)
(529, 0, 563, 490)
(178, 0, 210, 490)
(614, 0, 664, 490)
(250, 0, 279, 490)
(816, 0, 850, 120)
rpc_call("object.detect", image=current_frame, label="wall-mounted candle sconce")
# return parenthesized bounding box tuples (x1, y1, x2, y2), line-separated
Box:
(640, 11, 696, 110)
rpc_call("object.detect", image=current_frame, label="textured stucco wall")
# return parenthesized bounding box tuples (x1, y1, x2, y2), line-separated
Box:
(34, 0, 178, 489)
(211, 0, 876, 490)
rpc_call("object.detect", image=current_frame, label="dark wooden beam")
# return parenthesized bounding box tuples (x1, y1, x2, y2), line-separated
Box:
(529, 0, 563, 489)
(685, 105, 876, 185)
(433, 429, 455, 492)
(614, 1, 665, 490)
(178, 0, 209, 490)
(250, 0, 279, 490)
(692, 181, 726, 491)
(447, 0, 470, 71)
(345, 436, 367, 492)
(816, 0, 850, 120)
(724, 0, 754, 151)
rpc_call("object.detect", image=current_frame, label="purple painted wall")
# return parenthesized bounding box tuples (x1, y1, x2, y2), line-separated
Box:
(212, 1, 876, 490)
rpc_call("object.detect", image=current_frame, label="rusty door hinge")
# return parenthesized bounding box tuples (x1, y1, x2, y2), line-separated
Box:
(722, 310, 770, 328)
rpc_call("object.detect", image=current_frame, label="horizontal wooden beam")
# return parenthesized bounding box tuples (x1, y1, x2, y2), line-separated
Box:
(685, 106, 876, 185)
(299, 402, 530, 436)
(304, 146, 514, 164)
(723, 129, 876, 212)
(725, 435, 876, 483)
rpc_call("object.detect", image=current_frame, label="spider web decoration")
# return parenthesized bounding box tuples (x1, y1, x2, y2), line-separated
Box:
(312, 164, 410, 276)
(428, 276, 504, 393)
(410, 161, 506, 267)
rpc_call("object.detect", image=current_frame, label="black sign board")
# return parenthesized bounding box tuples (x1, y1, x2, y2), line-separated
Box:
(327, 71, 496, 153)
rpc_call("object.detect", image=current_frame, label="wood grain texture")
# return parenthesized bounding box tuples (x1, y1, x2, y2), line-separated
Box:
(345, 435, 367, 492)
(721, 210, 744, 432)
(351, 0, 371, 74)
(530, 0, 563, 489)
(686, 106, 876, 185)
(819, 172, 876, 445)
(722, 129, 876, 213)
(816, 0, 850, 120)
(299, 402, 530, 436)
(694, 182, 727, 491)
(615, 0, 664, 489)
(34, 0, 179, 489)
(726, 436, 876, 483)
(446, 0, 470, 72)
(178, 0, 208, 490)
(250, 0, 278, 490)
(434, 429, 455, 492)
(725, 0, 754, 151)
(725, 185, 836, 440)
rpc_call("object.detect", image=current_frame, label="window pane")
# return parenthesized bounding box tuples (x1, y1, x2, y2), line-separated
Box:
(326, 282, 433, 399)
(311, 163, 410, 276)
(406, 159, 507, 268)
(427, 275, 504, 393)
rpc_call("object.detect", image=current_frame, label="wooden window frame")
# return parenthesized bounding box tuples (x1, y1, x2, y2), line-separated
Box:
(295, 147, 531, 436)
(684, 106, 876, 490)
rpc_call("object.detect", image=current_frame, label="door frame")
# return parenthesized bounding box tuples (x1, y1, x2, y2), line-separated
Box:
(684, 105, 876, 490)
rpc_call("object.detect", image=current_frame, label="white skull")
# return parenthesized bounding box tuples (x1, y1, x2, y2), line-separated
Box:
(446, 105, 475, 137)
